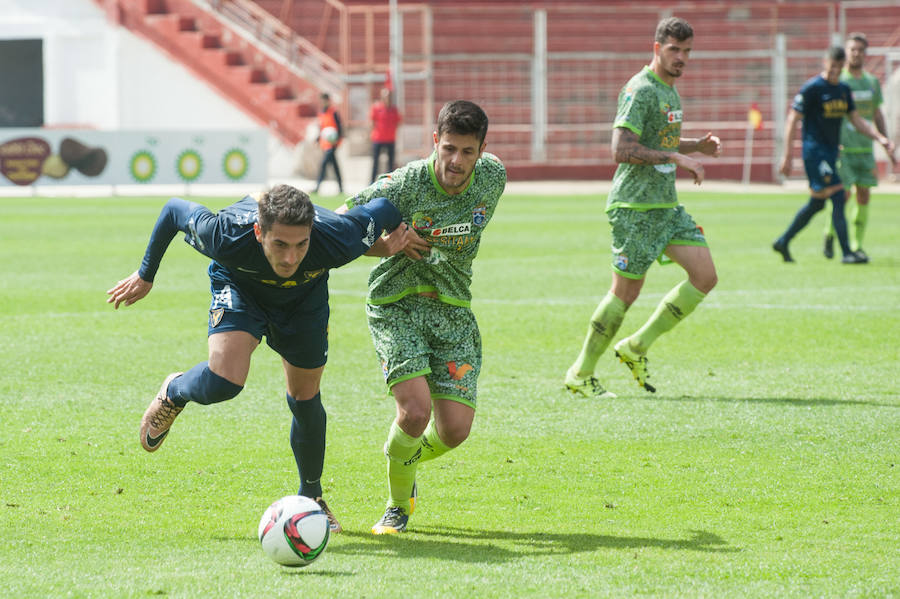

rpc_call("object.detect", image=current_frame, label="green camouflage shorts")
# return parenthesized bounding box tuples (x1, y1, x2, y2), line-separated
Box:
(608, 205, 707, 279)
(838, 152, 878, 188)
(366, 294, 482, 408)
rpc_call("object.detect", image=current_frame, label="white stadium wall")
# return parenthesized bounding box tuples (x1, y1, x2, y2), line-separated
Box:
(0, 0, 295, 179)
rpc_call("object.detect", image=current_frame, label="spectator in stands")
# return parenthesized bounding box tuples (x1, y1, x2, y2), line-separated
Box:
(370, 88, 401, 183)
(773, 46, 895, 263)
(564, 16, 721, 399)
(314, 93, 344, 195)
(822, 32, 896, 262)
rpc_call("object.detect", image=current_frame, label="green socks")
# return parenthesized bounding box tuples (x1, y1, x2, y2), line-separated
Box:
(825, 200, 869, 252)
(418, 419, 451, 463)
(629, 280, 706, 354)
(384, 420, 420, 511)
(849, 201, 868, 252)
(384, 419, 453, 510)
(571, 292, 626, 377)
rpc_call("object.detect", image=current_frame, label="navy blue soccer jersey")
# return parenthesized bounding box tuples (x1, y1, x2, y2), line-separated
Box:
(138, 195, 400, 312)
(791, 75, 856, 151)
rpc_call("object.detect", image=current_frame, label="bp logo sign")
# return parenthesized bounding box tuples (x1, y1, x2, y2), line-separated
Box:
(130, 150, 157, 183)
(177, 149, 203, 182)
(222, 148, 249, 181)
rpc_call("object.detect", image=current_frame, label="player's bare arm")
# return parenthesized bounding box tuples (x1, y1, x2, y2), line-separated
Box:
(680, 132, 722, 157)
(779, 109, 801, 176)
(612, 127, 704, 184)
(848, 110, 897, 164)
(107, 271, 153, 309)
(612, 128, 674, 165)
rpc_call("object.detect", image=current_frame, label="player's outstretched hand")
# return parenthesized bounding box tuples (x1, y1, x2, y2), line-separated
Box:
(107, 271, 152, 309)
(697, 132, 722, 157)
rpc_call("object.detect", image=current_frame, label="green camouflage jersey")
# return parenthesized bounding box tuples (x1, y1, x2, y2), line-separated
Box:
(840, 69, 883, 153)
(606, 66, 683, 212)
(346, 151, 506, 308)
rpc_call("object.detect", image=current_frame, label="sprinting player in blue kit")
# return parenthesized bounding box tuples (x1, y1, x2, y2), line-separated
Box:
(107, 184, 407, 533)
(773, 46, 895, 263)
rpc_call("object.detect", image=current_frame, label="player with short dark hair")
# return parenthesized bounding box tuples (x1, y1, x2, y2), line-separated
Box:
(773, 46, 895, 263)
(564, 16, 721, 397)
(107, 184, 407, 533)
(340, 99, 506, 534)
(822, 32, 896, 262)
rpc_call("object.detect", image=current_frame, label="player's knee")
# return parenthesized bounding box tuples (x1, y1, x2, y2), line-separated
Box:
(697, 271, 718, 294)
(438, 422, 471, 448)
(397, 409, 430, 436)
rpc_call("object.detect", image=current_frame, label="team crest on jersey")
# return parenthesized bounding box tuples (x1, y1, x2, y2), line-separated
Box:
(412, 212, 434, 231)
(667, 110, 683, 123)
(472, 204, 487, 226)
(209, 308, 224, 328)
(614, 254, 629, 270)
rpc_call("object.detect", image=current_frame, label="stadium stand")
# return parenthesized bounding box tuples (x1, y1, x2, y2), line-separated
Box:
(95, 0, 900, 181)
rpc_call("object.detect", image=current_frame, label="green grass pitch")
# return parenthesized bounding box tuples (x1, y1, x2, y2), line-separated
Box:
(1, 190, 898, 597)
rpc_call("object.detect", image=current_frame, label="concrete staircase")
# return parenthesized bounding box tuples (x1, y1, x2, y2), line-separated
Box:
(95, 0, 333, 145)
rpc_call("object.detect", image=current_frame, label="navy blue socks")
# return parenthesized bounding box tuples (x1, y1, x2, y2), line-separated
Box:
(167, 362, 243, 407)
(286, 392, 327, 499)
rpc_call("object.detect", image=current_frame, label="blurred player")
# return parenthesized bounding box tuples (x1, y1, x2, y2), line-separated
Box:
(564, 16, 720, 397)
(340, 100, 506, 534)
(773, 46, 895, 263)
(822, 33, 895, 262)
(107, 184, 407, 533)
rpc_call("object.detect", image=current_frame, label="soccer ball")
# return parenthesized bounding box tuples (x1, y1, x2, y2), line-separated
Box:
(257, 495, 330, 567)
(320, 126, 339, 144)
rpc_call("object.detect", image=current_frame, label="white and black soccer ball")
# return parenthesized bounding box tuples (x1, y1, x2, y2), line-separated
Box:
(257, 495, 330, 567)
(320, 126, 339, 144)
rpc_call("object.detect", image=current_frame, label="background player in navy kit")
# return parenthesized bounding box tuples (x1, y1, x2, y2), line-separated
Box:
(107, 184, 405, 532)
(773, 46, 895, 263)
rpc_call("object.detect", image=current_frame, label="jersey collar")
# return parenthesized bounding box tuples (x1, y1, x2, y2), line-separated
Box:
(644, 65, 674, 89)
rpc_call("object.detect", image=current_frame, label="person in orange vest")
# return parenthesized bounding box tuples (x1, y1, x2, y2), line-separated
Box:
(314, 93, 344, 195)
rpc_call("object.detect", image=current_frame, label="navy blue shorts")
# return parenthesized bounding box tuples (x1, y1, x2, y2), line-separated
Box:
(803, 145, 842, 192)
(207, 279, 329, 369)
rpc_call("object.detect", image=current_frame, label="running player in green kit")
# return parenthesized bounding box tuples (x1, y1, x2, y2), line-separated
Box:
(823, 32, 895, 262)
(565, 17, 721, 397)
(340, 100, 506, 533)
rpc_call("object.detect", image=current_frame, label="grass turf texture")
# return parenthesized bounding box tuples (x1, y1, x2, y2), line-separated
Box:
(1, 191, 898, 598)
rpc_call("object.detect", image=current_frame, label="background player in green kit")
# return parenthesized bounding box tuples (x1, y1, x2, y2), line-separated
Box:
(823, 32, 895, 262)
(340, 100, 506, 534)
(565, 17, 721, 397)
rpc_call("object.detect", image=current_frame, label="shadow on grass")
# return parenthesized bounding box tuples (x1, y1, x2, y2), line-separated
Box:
(624, 394, 898, 408)
(329, 527, 738, 563)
